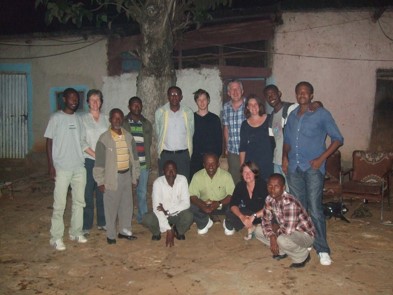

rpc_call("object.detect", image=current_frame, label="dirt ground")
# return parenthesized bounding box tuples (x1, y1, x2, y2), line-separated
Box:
(1, 173, 393, 295)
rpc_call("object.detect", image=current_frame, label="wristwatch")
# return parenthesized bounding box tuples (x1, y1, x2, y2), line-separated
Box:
(218, 201, 223, 210)
(253, 213, 258, 218)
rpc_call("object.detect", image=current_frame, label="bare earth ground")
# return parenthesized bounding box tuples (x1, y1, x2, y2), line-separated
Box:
(1, 173, 393, 295)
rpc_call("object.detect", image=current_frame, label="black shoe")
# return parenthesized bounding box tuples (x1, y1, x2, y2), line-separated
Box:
(273, 254, 288, 261)
(172, 225, 186, 240)
(290, 254, 311, 269)
(152, 234, 161, 241)
(118, 233, 138, 240)
(107, 238, 116, 244)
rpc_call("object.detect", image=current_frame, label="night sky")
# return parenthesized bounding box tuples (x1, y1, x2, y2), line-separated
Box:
(0, 0, 388, 36)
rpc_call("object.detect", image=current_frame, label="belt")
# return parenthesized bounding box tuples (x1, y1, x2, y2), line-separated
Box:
(117, 169, 130, 174)
(162, 149, 188, 154)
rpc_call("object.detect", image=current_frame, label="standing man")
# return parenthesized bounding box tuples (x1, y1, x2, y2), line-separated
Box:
(123, 96, 153, 224)
(265, 84, 297, 179)
(94, 108, 140, 245)
(142, 160, 193, 247)
(283, 81, 343, 266)
(155, 86, 194, 182)
(45, 88, 87, 251)
(190, 89, 222, 180)
(189, 153, 234, 235)
(222, 80, 246, 183)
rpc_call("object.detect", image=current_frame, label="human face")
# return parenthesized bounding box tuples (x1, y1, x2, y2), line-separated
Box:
(88, 94, 102, 112)
(296, 85, 314, 106)
(242, 166, 256, 183)
(267, 177, 285, 200)
(196, 94, 209, 112)
(109, 111, 124, 131)
(164, 163, 177, 186)
(63, 92, 79, 114)
(265, 88, 282, 108)
(203, 155, 219, 178)
(168, 88, 182, 110)
(129, 100, 142, 116)
(227, 82, 243, 103)
(246, 98, 260, 116)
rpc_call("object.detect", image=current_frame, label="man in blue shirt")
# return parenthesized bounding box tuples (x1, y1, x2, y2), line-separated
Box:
(283, 81, 343, 266)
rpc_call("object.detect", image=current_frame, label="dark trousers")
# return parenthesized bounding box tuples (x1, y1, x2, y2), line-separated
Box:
(159, 150, 191, 182)
(190, 204, 229, 229)
(225, 207, 261, 231)
(142, 209, 193, 236)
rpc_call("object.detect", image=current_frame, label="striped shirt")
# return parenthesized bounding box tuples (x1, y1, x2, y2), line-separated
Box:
(110, 129, 129, 171)
(128, 119, 146, 169)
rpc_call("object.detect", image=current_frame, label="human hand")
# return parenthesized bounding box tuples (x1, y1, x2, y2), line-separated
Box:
(269, 235, 279, 256)
(98, 185, 105, 193)
(166, 229, 175, 247)
(282, 157, 288, 175)
(157, 203, 168, 215)
(48, 166, 56, 180)
(310, 157, 323, 170)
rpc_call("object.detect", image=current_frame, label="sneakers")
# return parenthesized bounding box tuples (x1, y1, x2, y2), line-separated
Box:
(50, 239, 66, 251)
(197, 218, 213, 235)
(223, 219, 235, 236)
(97, 225, 106, 231)
(319, 252, 332, 266)
(69, 234, 88, 243)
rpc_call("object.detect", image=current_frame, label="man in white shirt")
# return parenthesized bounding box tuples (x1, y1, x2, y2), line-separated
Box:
(142, 160, 193, 247)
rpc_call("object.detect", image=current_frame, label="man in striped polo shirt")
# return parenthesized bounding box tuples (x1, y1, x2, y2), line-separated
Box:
(124, 96, 153, 224)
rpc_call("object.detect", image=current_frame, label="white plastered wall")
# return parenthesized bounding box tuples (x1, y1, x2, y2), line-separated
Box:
(102, 68, 223, 119)
(270, 10, 393, 164)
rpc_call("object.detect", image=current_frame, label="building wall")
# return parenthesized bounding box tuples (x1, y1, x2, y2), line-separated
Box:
(0, 36, 108, 153)
(270, 10, 393, 164)
(102, 68, 223, 119)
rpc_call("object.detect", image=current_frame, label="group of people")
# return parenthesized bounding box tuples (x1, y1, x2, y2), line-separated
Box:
(44, 79, 343, 269)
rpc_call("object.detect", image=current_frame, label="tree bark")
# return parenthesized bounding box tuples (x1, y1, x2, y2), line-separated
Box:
(136, 0, 176, 172)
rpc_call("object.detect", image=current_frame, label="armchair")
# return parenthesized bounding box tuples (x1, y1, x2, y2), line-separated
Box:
(323, 150, 342, 199)
(341, 151, 393, 222)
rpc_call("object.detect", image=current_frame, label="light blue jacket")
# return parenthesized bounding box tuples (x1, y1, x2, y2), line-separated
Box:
(155, 103, 194, 158)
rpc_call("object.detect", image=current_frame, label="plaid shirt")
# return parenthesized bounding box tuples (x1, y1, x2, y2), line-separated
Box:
(222, 99, 246, 154)
(262, 192, 316, 238)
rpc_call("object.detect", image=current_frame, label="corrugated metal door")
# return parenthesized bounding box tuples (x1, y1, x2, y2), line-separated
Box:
(0, 73, 28, 158)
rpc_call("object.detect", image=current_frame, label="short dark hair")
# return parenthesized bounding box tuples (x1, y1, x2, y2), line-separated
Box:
(295, 81, 314, 94)
(128, 96, 142, 106)
(163, 160, 177, 170)
(86, 89, 103, 104)
(109, 108, 124, 119)
(244, 95, 265, 118)
(263, 84, 279, 94)
(167, 86, 182, 96)
(193, 89, 210, 103)
(240, 161, 259, 179)
(203, 152, 219, 163)
(268, 173, 286, 186)
(63, 88, 79, 99)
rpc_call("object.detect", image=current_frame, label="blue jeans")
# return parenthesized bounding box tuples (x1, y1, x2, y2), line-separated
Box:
(287, 167, 330, 254)
(83, 158, 105, 230)
(136, 167, 149, 223)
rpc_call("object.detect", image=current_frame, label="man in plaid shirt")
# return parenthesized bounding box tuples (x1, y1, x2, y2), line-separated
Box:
(254, 173, 315, 268)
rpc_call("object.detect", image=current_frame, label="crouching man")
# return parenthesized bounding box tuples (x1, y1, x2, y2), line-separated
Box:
(142, 160, 193, 247)
(254, 173, 315, 268)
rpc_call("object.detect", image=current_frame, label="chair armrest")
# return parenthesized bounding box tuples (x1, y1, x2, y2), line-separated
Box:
(341, 168, 353, 183)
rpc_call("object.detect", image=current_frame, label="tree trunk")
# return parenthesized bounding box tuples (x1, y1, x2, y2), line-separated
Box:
(136, 0, 176, 173)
